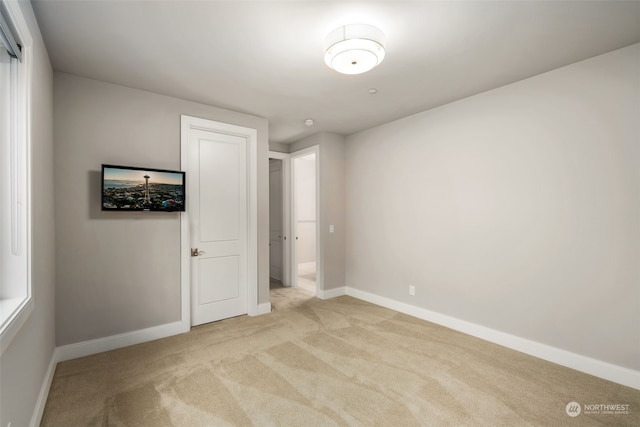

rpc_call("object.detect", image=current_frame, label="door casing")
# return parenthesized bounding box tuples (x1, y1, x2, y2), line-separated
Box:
(269, 145, 322, 296)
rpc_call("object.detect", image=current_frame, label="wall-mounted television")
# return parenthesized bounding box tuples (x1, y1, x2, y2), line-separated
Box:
(101, 164, 186, 212)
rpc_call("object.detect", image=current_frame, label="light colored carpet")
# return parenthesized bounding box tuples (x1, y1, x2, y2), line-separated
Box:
(41, 288, 640, 426)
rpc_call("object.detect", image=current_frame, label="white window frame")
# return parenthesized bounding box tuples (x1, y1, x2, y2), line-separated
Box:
(0, 0, 33, 355)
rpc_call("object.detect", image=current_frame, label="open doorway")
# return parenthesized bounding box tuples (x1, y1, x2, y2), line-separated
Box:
(269, 158, 284, 288)
(293, 152, 317, 294)
(268, 146, 321, 299)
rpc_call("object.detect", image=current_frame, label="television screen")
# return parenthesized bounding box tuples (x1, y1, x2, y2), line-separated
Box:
(101, 164, 186, 211)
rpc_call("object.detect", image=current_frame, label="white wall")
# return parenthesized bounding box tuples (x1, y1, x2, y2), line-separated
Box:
(0, 2, 55, 426)
(291, 133, 346, 291)
(54, 73, 270, 346)
(345, 44, 640, 371)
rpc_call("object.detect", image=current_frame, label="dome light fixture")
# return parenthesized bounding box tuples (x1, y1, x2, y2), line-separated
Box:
(324, 24, 386, 75)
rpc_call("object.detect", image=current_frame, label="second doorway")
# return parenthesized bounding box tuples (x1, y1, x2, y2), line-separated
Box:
(269, 146, 320, 296)
(293, 152, 317, 294)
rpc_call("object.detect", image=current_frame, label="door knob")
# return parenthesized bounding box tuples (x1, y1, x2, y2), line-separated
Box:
(191, 248, 205, 257)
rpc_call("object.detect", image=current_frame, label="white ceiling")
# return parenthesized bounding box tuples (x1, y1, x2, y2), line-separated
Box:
(32, 0, 640, 144)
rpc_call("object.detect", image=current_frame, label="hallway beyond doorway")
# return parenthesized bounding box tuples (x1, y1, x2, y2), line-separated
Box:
(297, 261, 316, 293)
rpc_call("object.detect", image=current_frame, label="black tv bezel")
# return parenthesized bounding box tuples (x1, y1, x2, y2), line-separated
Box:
(101, 164, 186, 212)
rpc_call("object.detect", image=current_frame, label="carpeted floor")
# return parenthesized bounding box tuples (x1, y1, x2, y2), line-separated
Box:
(41, 287, 640, 426)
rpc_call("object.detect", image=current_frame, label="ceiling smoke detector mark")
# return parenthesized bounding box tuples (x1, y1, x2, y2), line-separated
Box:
(368, 88, 378, 94)
(304, 119, 314, 126)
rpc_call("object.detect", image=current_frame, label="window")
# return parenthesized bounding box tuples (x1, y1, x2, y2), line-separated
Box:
(0, 0, 32, 355)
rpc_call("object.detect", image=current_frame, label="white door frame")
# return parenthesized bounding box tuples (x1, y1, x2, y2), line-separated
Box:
(181, 115, 258, 329)
(289, 145, 322, 296)
(269, 147, 322, 295)
(268, 151, 291, 286)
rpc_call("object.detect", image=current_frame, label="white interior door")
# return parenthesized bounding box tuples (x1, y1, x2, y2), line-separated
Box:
(269, 159, 283, 281)
(189, 128, 248, 325)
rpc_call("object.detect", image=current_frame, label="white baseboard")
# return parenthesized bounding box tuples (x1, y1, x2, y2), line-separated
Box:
(30, 348, 58, 427)
(317, 286, 346, 300)
(256, 302, 272, 315)
(346, 287, 640, 391)
(57, 320, 189, 362)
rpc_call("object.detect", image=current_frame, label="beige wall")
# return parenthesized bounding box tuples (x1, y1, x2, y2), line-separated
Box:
(269, 141, 290, 154)
(291, 132, 346, 291)
(0, 3, 55, 426)
(54, 73, 270, 346)
(345, 44, 640, 370)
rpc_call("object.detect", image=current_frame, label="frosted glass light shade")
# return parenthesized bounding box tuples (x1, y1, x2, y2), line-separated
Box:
(324, 24, 386, 75)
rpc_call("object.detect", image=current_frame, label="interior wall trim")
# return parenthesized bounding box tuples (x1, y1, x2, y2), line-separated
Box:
(256, 302, 272, 315)
(30, 348, 58, 427)
(345, 286, 640, 391)
(317, 286, 346, 300)
(56, 320, 188, 363)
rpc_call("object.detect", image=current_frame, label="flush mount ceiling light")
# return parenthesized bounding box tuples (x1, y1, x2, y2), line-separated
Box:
(324, 24, 386, 75)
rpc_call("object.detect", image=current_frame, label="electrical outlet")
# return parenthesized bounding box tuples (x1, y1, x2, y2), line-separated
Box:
(409, 285, 415, 296)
